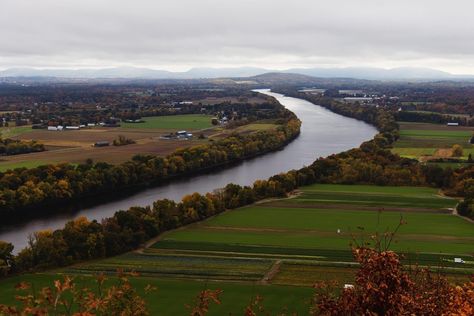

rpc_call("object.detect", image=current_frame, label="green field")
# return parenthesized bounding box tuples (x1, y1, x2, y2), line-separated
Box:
(391, 147, 437, 159)
(392, 122, 473, 161)
(121, 114, 213, 130)
(0, 126, 33, 138)
(1, 184, 472, 313)
(0, 160, 47, 172)
(403, 110, 472, 120)
(154, 184, 471, 257)
(0, 273, 313, 315)
(71, 252, 273, 281)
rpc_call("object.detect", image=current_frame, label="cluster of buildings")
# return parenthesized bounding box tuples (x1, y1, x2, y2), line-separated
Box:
(42, 120, 121, 131)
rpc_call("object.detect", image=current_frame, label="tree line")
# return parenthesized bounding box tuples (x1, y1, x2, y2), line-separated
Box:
(396, 110, 474, 126)
(0, 138, 45, 156)
(2, 90, 474, 275)
(0, 110, 300, 213)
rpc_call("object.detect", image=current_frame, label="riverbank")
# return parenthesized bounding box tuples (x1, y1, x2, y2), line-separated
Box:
(0, 91, 377, 251)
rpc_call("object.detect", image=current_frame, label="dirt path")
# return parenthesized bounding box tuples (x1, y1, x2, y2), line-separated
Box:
(254, 190, 302, 205)
(260, 260, 282, 284)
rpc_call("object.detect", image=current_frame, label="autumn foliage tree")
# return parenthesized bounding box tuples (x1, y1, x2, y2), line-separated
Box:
(0, 271, 150, 316)
(312, 246, 474, 316)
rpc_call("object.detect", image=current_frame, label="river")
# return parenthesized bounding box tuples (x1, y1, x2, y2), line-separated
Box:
(0, 90, 377, 251)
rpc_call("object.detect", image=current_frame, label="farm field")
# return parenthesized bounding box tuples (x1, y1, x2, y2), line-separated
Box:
(0, 273, 313, 315)
(152, 184, 471, 262)
(1, 183, 472, 313)
(121, 114, 213, 130)
(0, 160, 47, 172)
(403, 110, 473, 120)
(196, 96, 266, 106)
(0, 114, 268, 170)
(1, 128, 209, 168)
(392, 122, 474, 160)
(0, 125, 32, 138)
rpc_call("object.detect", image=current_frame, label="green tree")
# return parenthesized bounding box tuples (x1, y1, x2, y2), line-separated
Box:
(0, 241, 14, 275)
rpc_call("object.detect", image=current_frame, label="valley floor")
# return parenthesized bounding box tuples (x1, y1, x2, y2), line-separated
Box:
(1, 183, 472, 314)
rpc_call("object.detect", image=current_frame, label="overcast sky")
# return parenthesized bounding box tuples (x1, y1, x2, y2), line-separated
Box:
(1, 0, 474, 73)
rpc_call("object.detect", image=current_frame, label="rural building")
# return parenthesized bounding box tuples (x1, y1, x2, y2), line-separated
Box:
(176, 130, 193, 139)
(94, 141, 110, 147)
(48, 125, 64, 131)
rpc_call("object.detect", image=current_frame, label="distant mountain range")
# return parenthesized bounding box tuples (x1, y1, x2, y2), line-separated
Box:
(1, 66, 473, 81)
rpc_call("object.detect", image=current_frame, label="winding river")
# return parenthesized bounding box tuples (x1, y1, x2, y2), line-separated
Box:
(0, 90, 377, 251)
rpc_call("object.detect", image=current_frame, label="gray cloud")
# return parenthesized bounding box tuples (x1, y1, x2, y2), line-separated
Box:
(1, 0, 474, 73)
